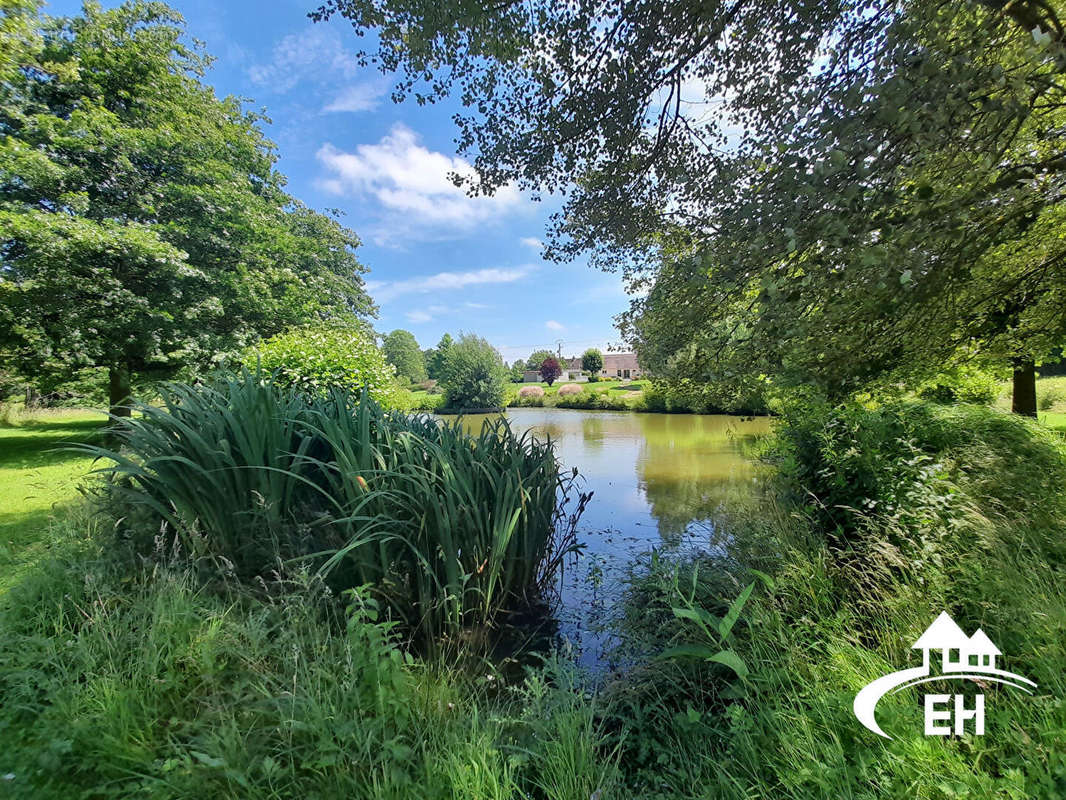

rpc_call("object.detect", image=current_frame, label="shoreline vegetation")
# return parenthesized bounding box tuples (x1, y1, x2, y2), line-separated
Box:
(2, 379, 1066, 797)
(2, 1, 1066, 796)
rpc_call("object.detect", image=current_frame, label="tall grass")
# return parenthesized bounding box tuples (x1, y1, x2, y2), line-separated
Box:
(0, 537, 616, 799)
(79, 372, 588, 649)
(595, 401, 1066, 798)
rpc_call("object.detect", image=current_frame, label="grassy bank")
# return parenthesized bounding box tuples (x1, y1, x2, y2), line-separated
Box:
(1, 398, 1065, 797)
(598, 401, 1066, 797)
(0, 409, 106, 593)
(404, 379, 653, 413)
(995, 375, 1066, 431)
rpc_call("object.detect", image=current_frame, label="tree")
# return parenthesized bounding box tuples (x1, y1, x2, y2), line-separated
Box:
(509, 358, 526, 382)
(250, 323, 400, 407)
(0, 2, 372, 416)
(424, 333, 454, 379)
(526, 350, 555, 372)
(581, 348, 603, 375)
(539, 356, 561, 386)
(440, 333, 506, 410)
(314, 0, 1066, 414)
(382, 329, 426, 383)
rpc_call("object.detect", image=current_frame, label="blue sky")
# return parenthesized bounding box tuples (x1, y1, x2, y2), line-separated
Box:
(44, 0, 633, 364)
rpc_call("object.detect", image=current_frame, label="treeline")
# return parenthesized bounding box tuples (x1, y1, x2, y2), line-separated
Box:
(0, 2, 373, 414)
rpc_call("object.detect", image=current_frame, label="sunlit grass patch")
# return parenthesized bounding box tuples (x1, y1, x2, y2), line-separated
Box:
(0, 409, 107, 592)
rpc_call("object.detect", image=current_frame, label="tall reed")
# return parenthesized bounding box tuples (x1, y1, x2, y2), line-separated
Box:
(79, 372, 587, 648)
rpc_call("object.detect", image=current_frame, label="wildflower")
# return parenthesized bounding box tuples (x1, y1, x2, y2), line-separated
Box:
(356, 475, 368, 490)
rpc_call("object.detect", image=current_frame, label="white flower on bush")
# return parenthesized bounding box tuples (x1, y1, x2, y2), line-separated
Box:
(248, 324, 401, 407)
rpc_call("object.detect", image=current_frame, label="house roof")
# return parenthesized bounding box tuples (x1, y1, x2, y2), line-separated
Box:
(967, 629, 1002, 656)
(912, 611, 970, 650)
(565, 353, 642, 371)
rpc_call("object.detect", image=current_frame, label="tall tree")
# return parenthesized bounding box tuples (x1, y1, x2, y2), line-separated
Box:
(424, 332, 453, 379)
(382, 328, 426, 383)
(508, 358, 525, 382)
(526, 350, 555, 372)
(0, 1, 373, 415)
(581, 348, 603, 374)
(314, 0, 1066, 413)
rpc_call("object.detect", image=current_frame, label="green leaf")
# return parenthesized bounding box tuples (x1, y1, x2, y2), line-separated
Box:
(707, 649, 749, 679)
(718, 581, 755, 640)
(657, 644, 721, 661)
(671, 605, 720, 631)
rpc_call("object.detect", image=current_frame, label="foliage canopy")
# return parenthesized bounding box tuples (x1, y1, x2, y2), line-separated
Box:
(0, 1, 372, 413)
(382, 329, 427, 383)
(314, 0, 1066, 410)
(440, 333, 507, 409)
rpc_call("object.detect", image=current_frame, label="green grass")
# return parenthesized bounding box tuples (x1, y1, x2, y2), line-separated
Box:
(506, 379, 650, 400)
(1040, 410, 1066, 432)
(0, 409, 107, 591)
(0, 546, 618, 799)
(3, 394, 1066, 797)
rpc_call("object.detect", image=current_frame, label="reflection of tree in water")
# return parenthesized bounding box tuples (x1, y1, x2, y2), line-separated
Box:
(580, 415, 606, 452)
(635, 415, 770, 542)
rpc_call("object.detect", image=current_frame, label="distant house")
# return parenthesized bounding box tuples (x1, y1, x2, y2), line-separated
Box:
(522, 367, 584, 383)
(566, 353, 643, 380)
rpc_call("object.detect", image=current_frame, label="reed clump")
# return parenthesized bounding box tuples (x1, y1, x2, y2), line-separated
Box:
(81, 371, 588, 649)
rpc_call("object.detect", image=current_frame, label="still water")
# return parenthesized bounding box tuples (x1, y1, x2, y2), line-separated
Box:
(457, 408, 771, 667)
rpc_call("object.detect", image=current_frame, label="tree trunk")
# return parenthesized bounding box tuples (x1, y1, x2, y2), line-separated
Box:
(109, 364, 132, 418)
(1011, 359, 1037, 417)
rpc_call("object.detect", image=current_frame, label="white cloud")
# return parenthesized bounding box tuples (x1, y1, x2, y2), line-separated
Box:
(405, 301, 489, 324)
(372, 266, 533, 303)
(520, 237, 544, 251)
(248, 27, 361, 93)
(316, 124, 524, 231)
(323, 80, 389, 113)
(545, 320, 565, 331)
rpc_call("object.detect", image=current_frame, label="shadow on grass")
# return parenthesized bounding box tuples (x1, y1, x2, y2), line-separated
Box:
(0, 423, 109, 470)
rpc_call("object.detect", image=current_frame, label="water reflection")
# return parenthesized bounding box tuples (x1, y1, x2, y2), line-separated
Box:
(453, 408, 771, 665)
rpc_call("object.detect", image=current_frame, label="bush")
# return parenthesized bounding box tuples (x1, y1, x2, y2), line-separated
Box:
(440, 334, 507, 410)
(914, 365, 1001, 405)
(643, 378, 769, 414)
(517, 385, 545, 398)
(1038, 379, 1066, 411)
(557, 383, 582, 396)
(770, 399, 1066, 564)
(81, 372, 584, 648)
(248, 324, 401, 407)
(554, 389, 631, 411)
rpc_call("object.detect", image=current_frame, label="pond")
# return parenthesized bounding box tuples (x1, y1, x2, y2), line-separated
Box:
(455, 408, 772, 668)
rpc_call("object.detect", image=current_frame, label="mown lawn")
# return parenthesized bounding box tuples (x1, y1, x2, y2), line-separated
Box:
(0, 409, 107, 591)
(504, 378, 649, 402)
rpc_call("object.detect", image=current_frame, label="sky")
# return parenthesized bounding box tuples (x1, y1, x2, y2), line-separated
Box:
(44, 0, 634, 365)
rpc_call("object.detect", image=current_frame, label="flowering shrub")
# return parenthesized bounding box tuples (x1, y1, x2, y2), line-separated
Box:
(557, 383, 582, 396)
(248, 324, 401, 407)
